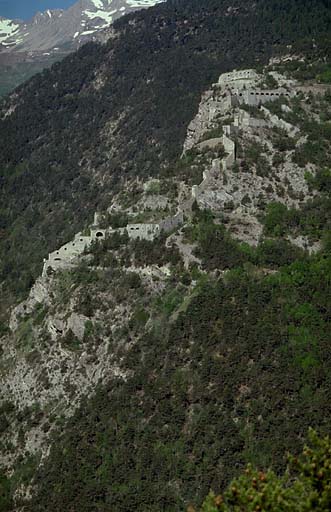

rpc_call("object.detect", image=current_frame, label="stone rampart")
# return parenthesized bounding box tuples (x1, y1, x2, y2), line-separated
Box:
(261, 106, 299, 136)
(222, 134, 235, 170)
(43, 234, 93, 276)
(126, 223, 160, 241)
(232, 88, 294, 107)
(234, 110, 267, 129)
(218, 69, 260, 86)
(43, 210, 186, 275)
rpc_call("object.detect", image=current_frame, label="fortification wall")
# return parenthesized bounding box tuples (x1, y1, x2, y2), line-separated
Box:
(261, 106, 299, 136)
(43, 234, 93, 276)
(218, 69, 260, 85)
(222, 134, 235, 170)
(234, 110, 267, 129)
(234, 88, 293, 107)
(126, 223, 160, 241)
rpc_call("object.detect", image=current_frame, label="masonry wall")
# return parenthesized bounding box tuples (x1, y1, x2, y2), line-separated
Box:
(261, 106, 299, 135)
(234, 111, 267, 129)
(126, 223, 160, 241)
(234, 88, 293, 107)
(218, 69, 259, 85)
(222, 134, 235, 170)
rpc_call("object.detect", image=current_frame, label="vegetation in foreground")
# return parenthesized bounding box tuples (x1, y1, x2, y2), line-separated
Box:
(199, 430, 331, 511)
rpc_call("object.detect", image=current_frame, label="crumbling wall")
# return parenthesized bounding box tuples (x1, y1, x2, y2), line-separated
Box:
(218, 69, 260, 86)
(261, 106, 300, 136)
(126, 223, 160, 241)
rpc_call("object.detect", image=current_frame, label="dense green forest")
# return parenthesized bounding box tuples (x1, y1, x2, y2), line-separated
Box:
(199, 430, 331, 511)
(19, 242, 331, 510)
(1, 1, 331, 510)
(0, 0, 331, 314)
(0, 56, 62, 98)
(16, 163, 331, 509)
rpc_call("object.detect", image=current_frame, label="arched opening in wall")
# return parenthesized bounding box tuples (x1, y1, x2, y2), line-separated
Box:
(96, 232, 104, 238)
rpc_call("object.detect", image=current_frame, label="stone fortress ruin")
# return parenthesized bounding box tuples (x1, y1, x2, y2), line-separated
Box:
(43, 69, 298, 276)
(216, 68, 296, 109)
(43, 211, 184, 276)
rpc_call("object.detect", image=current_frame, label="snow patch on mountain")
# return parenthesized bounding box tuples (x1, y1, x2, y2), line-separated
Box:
(84, 8, 118, 27)
(126, 0, 163, 5)
(0, 18, 20, 45)
(0, 0, 166, 54)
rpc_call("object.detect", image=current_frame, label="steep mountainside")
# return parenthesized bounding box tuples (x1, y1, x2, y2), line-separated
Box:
(0, 0, 330, 313)
(1, 68, 331, 508)
(0, 0, 331, 510)
(0, 0, 164, 95)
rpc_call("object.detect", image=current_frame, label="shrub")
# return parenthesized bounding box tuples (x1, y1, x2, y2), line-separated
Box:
(199, 430, 331, 512)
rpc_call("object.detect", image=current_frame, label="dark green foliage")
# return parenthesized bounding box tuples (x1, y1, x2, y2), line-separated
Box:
(309, 168, 331, 194)
(23, 250, 331, 511)
(263, 202, 300, 237)
(0, 473, 12, 511)
(131, 236, 181, 268)
(0, 56, 63, 98)
(0, 0, 330, 312)
(186, 210, 246, 270)
(88, 232, 129, 267)
(104, 212, 129, 229)
(61, 329, 81, 352)
(271, 128, 296, 152)
(1, 1, 331, 508)
(256, 239, 305, 268)
(200, 431, 331, 511)
(264, 73, 278, 89)
(317, 66, 331, 84)
(263, 168, 331, 242)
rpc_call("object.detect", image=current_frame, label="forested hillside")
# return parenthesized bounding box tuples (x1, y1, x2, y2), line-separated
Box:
(0, 1, 331, 510)
(0, 0, 331, 313)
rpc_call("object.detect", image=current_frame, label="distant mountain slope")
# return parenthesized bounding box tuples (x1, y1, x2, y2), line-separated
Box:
(0, 0, 330, 311)
(0, 0, 164, 51)
(0, 0, 164, 95)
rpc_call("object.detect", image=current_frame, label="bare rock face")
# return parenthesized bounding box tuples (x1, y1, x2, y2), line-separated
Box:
(9, 278, 52, 331)
(1, 267, 134, 472)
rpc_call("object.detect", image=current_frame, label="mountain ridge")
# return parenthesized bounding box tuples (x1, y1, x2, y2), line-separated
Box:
(0, 1, 331, 508)
(0, 0, 164, 95)
(0, 0, 164, 52)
